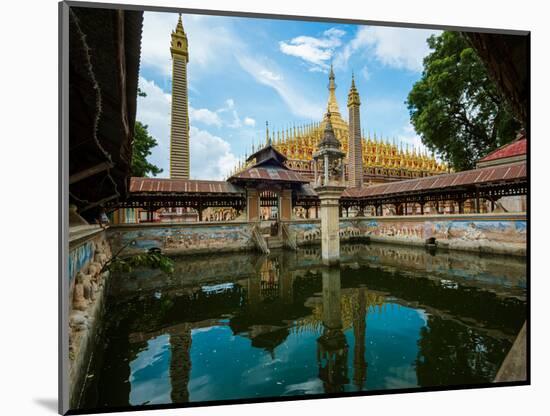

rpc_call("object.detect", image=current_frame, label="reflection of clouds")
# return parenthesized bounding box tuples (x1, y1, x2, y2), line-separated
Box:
(188, 374, 212, 400)
(283, 378, 324, 395)
(191, 326, 216, 335)
(240, 354, 285, 387)
(416, 309, 429, 326)
(383, 365, 417, 389)
(129, 334, 171, 405)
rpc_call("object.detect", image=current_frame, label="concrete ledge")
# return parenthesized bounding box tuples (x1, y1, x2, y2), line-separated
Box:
(495, 322, 527, 383)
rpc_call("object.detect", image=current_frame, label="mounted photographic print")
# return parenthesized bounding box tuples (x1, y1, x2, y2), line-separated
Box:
(59, 1, 529, 414)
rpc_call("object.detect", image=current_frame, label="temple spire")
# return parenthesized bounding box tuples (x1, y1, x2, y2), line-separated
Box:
(265, 121, 271, 146)
(169, 13, 190, 179)
(347, 73, 363, 187)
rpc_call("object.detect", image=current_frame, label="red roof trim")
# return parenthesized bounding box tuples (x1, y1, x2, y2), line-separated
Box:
(479, 136, 527, 163)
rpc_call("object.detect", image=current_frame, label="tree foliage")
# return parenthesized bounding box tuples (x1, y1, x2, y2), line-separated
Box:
(131, 121, 163, 177)
(407, 31, 520, 171)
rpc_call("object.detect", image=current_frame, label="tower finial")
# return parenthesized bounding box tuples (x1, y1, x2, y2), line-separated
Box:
(266, 121, 271, 146)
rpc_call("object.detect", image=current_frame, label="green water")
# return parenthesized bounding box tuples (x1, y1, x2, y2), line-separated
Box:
(81, 243, 526, 410)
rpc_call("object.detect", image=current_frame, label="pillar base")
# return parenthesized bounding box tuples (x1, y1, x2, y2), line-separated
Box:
(315, 185, 345, 266)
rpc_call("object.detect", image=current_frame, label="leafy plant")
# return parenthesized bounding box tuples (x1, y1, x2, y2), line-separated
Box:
(109, 251, 175, 274)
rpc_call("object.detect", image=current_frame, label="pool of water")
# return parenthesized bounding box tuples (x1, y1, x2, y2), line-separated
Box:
(81, 243, 527, 410)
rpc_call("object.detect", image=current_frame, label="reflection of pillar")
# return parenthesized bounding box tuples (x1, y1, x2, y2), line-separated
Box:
(247, 271, 262, 309)
(352, 288, 367, 390)
(322, 268, 342, 329)
(247, 189, 260, 222)
(317, 268, 349, 393)
(169, 329, 192, 403)
(279, 259, 293, 304)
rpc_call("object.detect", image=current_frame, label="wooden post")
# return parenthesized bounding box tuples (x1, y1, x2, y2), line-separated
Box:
(197, 205, 203, 222)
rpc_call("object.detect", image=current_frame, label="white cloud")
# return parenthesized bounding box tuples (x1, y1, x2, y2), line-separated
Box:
(243, 117, 256, 127)
(259, 69, 283, 82)
(397, 122, 426, 151)
(140, 12, 241, 77)
(190, 126, 239, 180)
(141, 11, 324, 123)
(136, 76, 238, 180)
(225, 98, 235, 108)
(237, 54, 323, 120)
(279, 27, 346, 72)
(189, 107, 222, 127)
(335, 26, 439, 72)
(361, 65, 371, 81)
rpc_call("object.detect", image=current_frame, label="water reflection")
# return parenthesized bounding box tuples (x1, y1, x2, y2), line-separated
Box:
(317, 268, 349, 393)
(81, 243, 526, 410)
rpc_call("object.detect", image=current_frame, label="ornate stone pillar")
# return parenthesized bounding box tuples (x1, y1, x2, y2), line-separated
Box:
(313, 112, 346, 266)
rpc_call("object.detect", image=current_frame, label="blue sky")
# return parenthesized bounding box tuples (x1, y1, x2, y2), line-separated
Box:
(136, 11, 441, 180)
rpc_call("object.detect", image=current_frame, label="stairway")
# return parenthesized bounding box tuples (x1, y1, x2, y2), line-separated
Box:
(266, 235, 283, 249)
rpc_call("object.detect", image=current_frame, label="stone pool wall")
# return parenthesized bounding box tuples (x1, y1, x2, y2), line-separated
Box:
(107, 221, 257, 255)
(68, 225, 113, 408)
(285, 213, 527, 256)
(106, 213, 526, 257)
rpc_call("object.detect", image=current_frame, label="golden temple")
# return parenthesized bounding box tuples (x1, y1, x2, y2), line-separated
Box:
(231, 65, 449, 184)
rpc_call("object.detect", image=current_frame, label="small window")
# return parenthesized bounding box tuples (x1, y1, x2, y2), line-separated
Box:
(177, 41, 182, 48)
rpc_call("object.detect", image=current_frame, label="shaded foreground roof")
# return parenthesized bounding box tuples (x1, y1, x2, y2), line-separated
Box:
(478, 136, 527, 164)
(130, 177, 244, 195)
(342, 161, 526, 199)
(69, 7, 143, 219)
(229, 166, 310, 183)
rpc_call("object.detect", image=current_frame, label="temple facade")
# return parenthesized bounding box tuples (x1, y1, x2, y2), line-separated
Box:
(230, 64, 449, 186)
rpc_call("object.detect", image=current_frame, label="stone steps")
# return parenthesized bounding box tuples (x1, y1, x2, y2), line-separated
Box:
(265, 235, 283, 249)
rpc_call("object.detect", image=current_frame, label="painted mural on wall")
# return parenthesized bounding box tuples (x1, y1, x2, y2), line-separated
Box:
(285, 216, 526, 255)
(354, 218, 526, 245)
(433, 220, 527, 244)
(109, 224, 256, 255)
(287, 221, 321, 244)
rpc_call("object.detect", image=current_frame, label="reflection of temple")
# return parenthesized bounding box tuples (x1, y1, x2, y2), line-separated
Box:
(82, 244, 525, 407)
(317, 268, 349, 393)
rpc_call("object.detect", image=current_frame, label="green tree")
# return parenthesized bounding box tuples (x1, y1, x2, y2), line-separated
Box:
(131, 121, 163, 177)
(407, 31, 520, 170)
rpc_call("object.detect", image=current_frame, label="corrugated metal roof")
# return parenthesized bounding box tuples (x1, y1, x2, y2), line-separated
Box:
(342, 161, 527, 198)
(479, 136, 527, 163)
(129, 177, 244, 195)
(230, 166, 310, 183)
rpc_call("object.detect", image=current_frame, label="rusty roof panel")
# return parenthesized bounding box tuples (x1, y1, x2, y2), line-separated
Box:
(348, 161, 526, 198)
(230, 166, 309, 183)
(129, 177, 244, 195)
